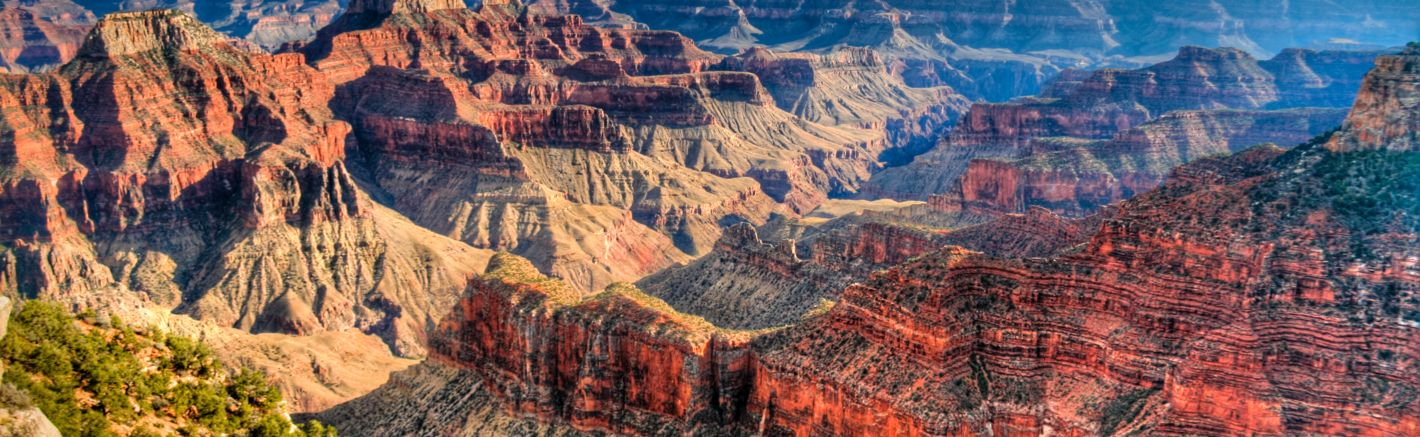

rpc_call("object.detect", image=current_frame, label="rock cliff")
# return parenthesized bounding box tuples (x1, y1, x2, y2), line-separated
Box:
(324, 49, 1420, 436)
(525, 0, 1418, 101)
(867, 46, 1380, 214)
(0, 10, 492, 357)
(296, 0, 940, 291)
(0, 0, 344, 72)
(638, 205, 1095, 330)
(1327, 43, 1420, 153)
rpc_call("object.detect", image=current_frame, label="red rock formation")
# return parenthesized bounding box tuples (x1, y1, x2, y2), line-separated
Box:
(866, 46, 1377, 211)
(325, 51, 1420, 436)
(1327, 44, 1420, 152)
(0, 10, 489, 356)
(426, 254, 756, 435)
(932, 108, 1348, 215)
(296, 0, 924, 290)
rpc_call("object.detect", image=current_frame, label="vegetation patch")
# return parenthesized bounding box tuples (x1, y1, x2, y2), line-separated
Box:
(0, 301, 335, 436)
(1098, 387, 1158, 436)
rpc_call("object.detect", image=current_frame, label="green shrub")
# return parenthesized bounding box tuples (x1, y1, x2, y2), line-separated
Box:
(0, 300, 335, 436)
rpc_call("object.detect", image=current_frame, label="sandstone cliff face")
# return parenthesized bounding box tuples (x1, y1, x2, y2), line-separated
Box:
(714, 47, 969, 164)
(0, 0, 344, 72)
(326, 51, 1420, 436)
(637, 205, 1095, 330)
(294, 0, 931, 291)
(0, 10, 491, 356)
(429, 254, 754, 435)
(866, 46, 1378, 213)
(77, 0, 344, 48)
(1327, 44, 1420, 153)
(526, 0, 1417, 101)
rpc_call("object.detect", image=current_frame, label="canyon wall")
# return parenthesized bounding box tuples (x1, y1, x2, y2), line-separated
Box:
(290, 0, 964, 291)
(0, 10, 491, 357)
(323, 47, 1420, 436)
(526, 0, 1418, 101)
(867, 46, 1379, 216)
(639, 205, 1094, 330)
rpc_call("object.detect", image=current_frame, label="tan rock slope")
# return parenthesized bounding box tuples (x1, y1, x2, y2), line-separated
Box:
(638, 204, 1095, 330)
(293, 0, 963, 291)
(0, 10, 491, 358)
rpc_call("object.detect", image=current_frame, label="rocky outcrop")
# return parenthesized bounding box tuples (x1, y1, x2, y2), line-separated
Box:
(385, 254, 754, 435)
(932, 108, 1347, 215)
(866, 46, 1378, 213)
(328, 51, 1420, 435)
(525, 0, 1417, 101)
(0, 0, 343, 71)
(77, 0, 343, 48)
(715, 47, 969, 164)
(0, 10, 492, 357)
(1327, 44, 1420, 152)
(296, 0, 929, 290)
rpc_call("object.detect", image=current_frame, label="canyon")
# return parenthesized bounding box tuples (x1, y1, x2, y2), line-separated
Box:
(0, 0, 969, 414)
(321, 45, 1420, 436)
(867, 45, 1381, 216)
(0, 6, 494, 365)
(522, 0, 1420, 100)
(289, 0, 967, 292)
(0, 0, 347, 72)
(0, 0, 1415, 435)
(4, 0, 1417, 104)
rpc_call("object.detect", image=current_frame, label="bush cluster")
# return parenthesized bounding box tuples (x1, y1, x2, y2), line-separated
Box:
(0, 301, 336, 437)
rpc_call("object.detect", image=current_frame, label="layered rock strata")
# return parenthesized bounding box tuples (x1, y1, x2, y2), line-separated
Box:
(715, 47, 969, 164)
(638, 205, 1094, 330)
(76, 0, 343, 48)
(296, 0, 953, 290)
(867, 46, 1379, 214)
(526, 0, 1419, 101)
(0, 10, 491, 357)
(0, 0, 345, 72)
(931, 108, 1347, 215)
(325, 48, 1420, 436)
